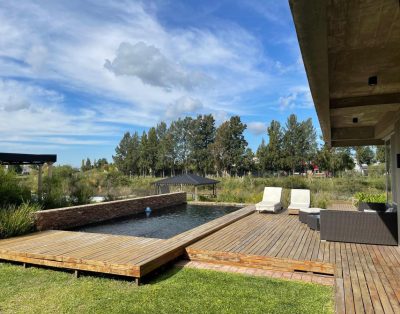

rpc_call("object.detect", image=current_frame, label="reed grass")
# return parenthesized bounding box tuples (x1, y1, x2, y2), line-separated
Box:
(0, 203, 41, 238)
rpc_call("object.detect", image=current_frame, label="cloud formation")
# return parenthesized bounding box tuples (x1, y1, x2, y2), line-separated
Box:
(247, 122, 267, 135)
(105, 42, 210, 91)
(278, 86, 313, 111)
(165, 96, 204, 118)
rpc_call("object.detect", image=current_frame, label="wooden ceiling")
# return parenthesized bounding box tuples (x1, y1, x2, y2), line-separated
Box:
(290, 0, 400, 146)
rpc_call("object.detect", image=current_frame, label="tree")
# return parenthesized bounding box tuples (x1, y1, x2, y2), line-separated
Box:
(240, 148, 255, 175)
(147, 127, 159, 176)
(212, 116, 247, 176)
(316, 144, 354, 175)
(282, 114, 302, 173)
(189, 114, 216, 175)
(138, 131, 150, 176)
(129, 131, 140, 176)
(256, 138, 268, 175)
(375, 146, 385, 163)
(94, 158, 108, 169)
(282, 115, 317, 174)
(354, 146, 374, 165)
(85, 158, 92, 171)
(298, 118, 317, 170)
(265, 120, 283, 172)
(113, 132, 132, 175)
(156, 122, 169, 177)
(169, 117, 192, 173)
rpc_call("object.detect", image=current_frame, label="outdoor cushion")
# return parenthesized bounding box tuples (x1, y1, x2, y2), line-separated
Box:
(255, 187, 282, 213)
(288, 189, 310, 210)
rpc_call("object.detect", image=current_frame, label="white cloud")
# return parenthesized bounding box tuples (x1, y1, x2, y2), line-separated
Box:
(165, 96, 203, 119)
(278, 86, 313, 111)
(247, 122, 267, 135)
(105, 42, 211, 91)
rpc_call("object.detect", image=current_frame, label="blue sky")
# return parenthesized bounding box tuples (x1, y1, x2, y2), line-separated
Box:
(0, 0, 319, 166)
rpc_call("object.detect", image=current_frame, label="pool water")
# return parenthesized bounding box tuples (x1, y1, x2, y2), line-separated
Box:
(75, 204, 238, 239)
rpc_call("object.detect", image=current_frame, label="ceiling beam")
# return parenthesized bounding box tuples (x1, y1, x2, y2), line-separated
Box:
(331, 127, 375, 141)
(330, 93, 400, 109)
(375, 110, 400, 140)
(331, 139, 384, 147)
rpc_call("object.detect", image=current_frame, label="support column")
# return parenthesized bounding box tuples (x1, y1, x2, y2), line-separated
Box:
(47, 162, 53, 178)
(38, 164, 43, 200)
(194, 186, 198, 201)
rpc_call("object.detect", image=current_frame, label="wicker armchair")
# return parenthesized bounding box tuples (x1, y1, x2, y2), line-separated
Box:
(320, 210, 398, 245)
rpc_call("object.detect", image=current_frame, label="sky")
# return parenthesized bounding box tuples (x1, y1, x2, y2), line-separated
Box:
(0, 0, 319, 166)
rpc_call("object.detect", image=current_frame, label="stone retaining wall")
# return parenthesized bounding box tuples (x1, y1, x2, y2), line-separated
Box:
(35, 192, 187, 231)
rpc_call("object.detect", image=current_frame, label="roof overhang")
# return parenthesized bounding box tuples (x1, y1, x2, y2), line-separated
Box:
(289, 0, 400, 147)
(0, 153, 57, 165)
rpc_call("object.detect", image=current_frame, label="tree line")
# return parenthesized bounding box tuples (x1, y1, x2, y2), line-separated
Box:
(113, 115, 249, 177)
(112, 113, 385, 177)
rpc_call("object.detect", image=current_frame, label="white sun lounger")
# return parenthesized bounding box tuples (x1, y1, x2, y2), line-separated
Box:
(288, 189, 310, 215)
(255, 187, 283, 213)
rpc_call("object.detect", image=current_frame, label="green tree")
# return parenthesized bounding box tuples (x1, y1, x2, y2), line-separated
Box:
(189, 114, 216, 175)
(169, 117, 192, 173)
(354, 146, 374, 165)
(212, 116, 247, 176)
(265, 120, 283, 172)
(156, 122, 169, 177)
(316, 144, 354, 175)
(130, 132, 140, 176)
(113, 132, 140, 175)
(256, 138, 268, 175)
(138, 131, 150, 176)
(282, 115, 317, 174)
(375, 146, 385, 163)
(85, 158, 92, 171)
(147, 127, 159, 176)
(240, 148, 255, 175)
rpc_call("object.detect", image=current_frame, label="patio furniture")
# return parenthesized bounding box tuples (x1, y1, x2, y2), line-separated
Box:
(288, 189, 310, 215)
(255, 187, 283, 213)
(320, 210, 398, 245)
(299, 208, 321, 223)
(307, 214, 320, 231)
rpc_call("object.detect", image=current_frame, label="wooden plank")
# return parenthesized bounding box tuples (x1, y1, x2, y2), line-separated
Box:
(186, 248, 335, 275)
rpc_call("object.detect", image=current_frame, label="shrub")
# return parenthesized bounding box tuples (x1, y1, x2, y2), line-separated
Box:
(354, 192, 386, 206)
(0, 202, 41, 238)
(0, 168, 31, 206)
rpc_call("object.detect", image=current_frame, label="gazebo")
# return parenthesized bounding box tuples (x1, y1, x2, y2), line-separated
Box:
(154, 173, 219, 201)
(0, 153, 57, 198)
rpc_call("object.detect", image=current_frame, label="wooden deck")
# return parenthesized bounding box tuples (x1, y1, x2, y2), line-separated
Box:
(186, 212, 400, 314)
(0, 205, 254, 281)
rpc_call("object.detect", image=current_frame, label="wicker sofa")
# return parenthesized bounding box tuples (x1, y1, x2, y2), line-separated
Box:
(320, 210, 398, 245)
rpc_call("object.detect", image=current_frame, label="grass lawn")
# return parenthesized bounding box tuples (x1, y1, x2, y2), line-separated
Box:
(0, 263, 333, 314)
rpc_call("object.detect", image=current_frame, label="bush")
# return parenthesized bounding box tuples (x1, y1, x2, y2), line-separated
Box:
(0, 202, 41, 238)
(0, 168, 31, 206)
(354, 192, 386, 206)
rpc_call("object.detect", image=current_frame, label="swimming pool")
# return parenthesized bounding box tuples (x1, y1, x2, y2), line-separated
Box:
(75, 204, 238, 239)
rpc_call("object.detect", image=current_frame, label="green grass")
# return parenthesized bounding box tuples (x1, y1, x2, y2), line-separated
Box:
(0, 264, 333, 314)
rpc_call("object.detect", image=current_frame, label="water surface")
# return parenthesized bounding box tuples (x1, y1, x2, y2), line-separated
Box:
(75, 204, 238, 239)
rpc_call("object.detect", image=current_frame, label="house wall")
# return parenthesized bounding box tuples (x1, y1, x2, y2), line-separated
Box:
(35, 192, 187, 231)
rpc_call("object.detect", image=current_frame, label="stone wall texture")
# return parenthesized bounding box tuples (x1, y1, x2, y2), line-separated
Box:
(35, 192, 187, 231)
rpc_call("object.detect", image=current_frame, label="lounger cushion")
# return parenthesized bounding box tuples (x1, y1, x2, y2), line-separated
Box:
(288, 189, 310, 210)
(256, 187, 282, 213)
